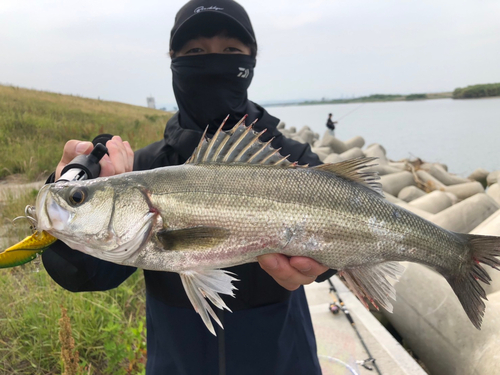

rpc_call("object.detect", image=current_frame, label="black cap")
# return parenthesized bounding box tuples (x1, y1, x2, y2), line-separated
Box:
(170, 0, 256, 51)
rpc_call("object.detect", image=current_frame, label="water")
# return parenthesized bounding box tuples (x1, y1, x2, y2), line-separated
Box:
(264, 98, 500, 177)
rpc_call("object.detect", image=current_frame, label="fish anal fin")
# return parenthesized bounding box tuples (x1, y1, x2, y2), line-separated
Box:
(313, 157, 384, 196)
(180, 269, 239, 335)
(339, 261, 406, 313)
(156, 226, 230, 251)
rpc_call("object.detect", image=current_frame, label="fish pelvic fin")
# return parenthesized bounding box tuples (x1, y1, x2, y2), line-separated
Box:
(445, 233, 500, 330)
(340, 261, 406, 312)
(180, 269, 238, 336)
(185, 116, 307, 167)
(313, 157, 384, 197)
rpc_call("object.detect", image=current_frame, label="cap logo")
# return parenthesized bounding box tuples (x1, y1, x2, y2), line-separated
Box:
(194, 6, 224, 13)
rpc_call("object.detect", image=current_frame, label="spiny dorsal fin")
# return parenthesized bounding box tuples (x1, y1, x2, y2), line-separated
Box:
(186, 116, 307, 168)
(313, 157, 384, 196)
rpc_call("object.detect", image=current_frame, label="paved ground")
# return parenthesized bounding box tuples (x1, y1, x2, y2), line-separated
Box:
(305, 277, 427, 375)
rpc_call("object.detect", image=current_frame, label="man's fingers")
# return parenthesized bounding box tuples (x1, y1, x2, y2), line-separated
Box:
(289, 257, 329, 277)
(258, 254, 318, 291)
(55, 141, 93, 180)
(104, 137, 134, 176)
(99, 154, 116, 177)
(55, 137, 134, 180)
(123, 141, 134, 171)
(106, 139, 125, 175)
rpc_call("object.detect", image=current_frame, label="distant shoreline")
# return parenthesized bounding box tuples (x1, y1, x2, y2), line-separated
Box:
(264, 92, 453, 107)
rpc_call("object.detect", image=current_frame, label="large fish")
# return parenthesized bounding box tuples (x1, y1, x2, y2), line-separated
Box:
(34, 118, 500, 334)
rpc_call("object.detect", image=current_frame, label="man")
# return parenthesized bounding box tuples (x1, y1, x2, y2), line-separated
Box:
(326, 113, 337, 135)
(43, 1, 335, 374)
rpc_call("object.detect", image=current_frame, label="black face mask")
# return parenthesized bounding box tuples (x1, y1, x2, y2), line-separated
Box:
(171, 54, 256, 133)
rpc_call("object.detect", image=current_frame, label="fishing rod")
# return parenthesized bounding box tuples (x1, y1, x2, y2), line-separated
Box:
(336, 103, 365, 121)
(327, 278, 383, 375)
(58, 134, 113, 182)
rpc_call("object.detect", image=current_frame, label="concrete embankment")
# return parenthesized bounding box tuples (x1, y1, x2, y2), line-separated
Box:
(281, 122, 500, 375)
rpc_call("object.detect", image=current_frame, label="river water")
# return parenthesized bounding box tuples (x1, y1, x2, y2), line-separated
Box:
(264, 98, 500, 177)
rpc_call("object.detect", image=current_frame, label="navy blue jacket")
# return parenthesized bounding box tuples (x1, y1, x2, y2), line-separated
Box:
(43, 103, 331, 374)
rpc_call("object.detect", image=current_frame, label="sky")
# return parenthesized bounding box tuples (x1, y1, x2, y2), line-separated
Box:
(1, 0, 500, 109)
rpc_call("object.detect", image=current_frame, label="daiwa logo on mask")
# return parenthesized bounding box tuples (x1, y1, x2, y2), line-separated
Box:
(237, 67, 249, 78)
(194, 6, 224, 13)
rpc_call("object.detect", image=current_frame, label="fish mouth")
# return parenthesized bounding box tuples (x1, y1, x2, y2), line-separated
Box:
(35, 185, 72, 232)
(35, 185, 55, 231)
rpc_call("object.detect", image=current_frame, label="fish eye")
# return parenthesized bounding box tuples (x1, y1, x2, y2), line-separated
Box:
(68, 187, 88, 206)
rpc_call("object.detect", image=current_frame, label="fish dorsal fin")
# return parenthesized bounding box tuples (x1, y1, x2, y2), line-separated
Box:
(313, 157, 384, 197)
(186, 116, 304, 168)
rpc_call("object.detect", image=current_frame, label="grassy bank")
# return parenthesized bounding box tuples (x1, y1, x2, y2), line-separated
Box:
(453, 83, 500, 99)
(0, 85, 172, 181)
(0, 189, 147, 374)
(0, 85, 170, 373)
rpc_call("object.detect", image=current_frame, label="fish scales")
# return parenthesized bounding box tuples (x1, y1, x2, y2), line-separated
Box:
(131, 163, 466, 273)
(34, 120, 500, 334)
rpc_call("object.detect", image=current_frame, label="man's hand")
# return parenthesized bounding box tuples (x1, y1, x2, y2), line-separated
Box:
(55, 136, 134, 180)
(258, 254, 329, 291)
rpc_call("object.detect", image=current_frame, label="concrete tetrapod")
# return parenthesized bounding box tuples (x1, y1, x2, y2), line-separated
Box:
(296, 130, 316, 145)
(387, 161, 407, 170)
(468, 168, 490, 188)
(444, 192, 459, 205)
(323, 153, 344, 164)
(420, 163, 470, 186)
(487, 171, 500, 186)
(487, 183, 500, 205)
(339, 147, 364, 160)
(364, 144, 389, 164)
(384, 193, 434, 220)
(398, 186, 427, 202)
(366, 164, 405, 176)
(443, 181, 484, 201)
(415, 170, 446, 191)
(383, 261, 500, 375)
(311, 147, 331, 162)
(408, 190, 454, 214)
(431, 193, 499, 234)
(380, 171, 416, 197)
(383, 198, 500, 375)
(320, 131, 348, 154)
(344, 135, 365, 150)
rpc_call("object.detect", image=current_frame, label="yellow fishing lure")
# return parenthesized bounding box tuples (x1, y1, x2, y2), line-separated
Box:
(0, 230, 57, 268)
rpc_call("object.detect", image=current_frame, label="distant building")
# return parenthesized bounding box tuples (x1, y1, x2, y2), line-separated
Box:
(147, 97, 156, 109)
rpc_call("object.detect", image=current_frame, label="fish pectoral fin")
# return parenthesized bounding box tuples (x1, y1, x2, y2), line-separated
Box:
(339, 261, 406, 312)
(156, 226, 230, 251)
(180, 269, 239, 336)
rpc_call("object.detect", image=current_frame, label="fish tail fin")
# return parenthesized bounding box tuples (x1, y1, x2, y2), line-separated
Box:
(340, 261, 406, 312)
(446, 233, 500, 330)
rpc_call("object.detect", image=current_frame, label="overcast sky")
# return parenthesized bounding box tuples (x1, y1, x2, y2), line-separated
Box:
(1, 0, 499, 109)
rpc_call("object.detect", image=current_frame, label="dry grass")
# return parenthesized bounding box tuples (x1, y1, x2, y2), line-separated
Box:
(0, 84, 172, 181)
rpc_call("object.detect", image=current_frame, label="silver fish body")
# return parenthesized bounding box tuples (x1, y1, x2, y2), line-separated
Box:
(35, 121, 500, 334)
